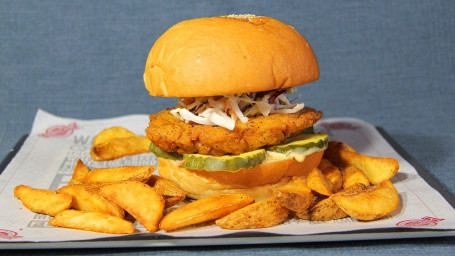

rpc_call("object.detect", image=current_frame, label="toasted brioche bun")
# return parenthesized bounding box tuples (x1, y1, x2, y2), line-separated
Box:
(157, 150, 324, 200)
(144, 15, 319, 97)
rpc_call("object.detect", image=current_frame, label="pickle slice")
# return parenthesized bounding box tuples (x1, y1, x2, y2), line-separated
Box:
(282, 126, 315, 144)
(182, 149, 266, 172)
(149, 142, 183, 160)
(151, 132, 327, 171)
(267, 133, 328, 155)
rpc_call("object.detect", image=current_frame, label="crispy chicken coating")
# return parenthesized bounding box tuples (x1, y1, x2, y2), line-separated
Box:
(146, 107, 322, 156)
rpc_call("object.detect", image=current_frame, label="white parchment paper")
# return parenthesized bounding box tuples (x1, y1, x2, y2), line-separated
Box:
(1, 109, 454, 244)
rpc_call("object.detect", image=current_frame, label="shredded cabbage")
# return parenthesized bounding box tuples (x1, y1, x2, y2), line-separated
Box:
(171, 88, 304, 130)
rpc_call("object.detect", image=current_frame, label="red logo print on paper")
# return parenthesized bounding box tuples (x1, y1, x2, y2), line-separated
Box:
(318, 121, 360, 131)
(0, 229, 23, 240)
(38, 122, 79, 138)
(396, 216, 445, 227)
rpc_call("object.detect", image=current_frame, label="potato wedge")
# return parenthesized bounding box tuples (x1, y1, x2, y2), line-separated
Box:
(342, 166, 370, 188)
(318, 159, 343, 192)
(297, 183, 366, 221)
(149, 175, 186, 208)
(298, 197, 348, 221)
(295, 210, 311, 220)
(338, 150, 399, 185)
(49, 209, 135, 234)
(57, 185, 124, 218)
(335, 141, 356, 152)
(91, 136, 151, 161)
(216, 197, 289, 230)
(331, 180, 400, 221)
(14, 185, 72, 216)
(160, 193, 254, 232)
(85, 165, 154, 186)
(271, 176, 313, 212)
(93, 126, 136, 146)
(149, 175, 185, 197)
(99, 181, 164, 232)
(298, 183, 368, 221)
(306, 168, 334, 196)
(338, 182, 368, 195)
(323, 141, 356, 166)
(68, 159, 90, 185)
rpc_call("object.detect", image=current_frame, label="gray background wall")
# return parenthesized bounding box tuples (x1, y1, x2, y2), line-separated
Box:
(1, 1, 454, 254)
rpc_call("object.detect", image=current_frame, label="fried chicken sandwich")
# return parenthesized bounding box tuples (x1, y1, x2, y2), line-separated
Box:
(143, 15, 327, 200)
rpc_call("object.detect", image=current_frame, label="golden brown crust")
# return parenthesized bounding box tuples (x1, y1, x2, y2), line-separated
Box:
(146, 107, 322, 156)
(144, 15, 319, 97)
(157, 150, 324, 200)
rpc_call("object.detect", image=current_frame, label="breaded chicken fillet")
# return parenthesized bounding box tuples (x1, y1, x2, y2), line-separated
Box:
(146, 106, 322, 156)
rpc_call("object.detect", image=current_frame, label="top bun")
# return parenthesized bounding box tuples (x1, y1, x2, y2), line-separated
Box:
(144, 15, 319, 97)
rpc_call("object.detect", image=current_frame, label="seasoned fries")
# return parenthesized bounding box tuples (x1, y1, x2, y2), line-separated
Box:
(160, 194, 254, 232)
(318, 158, 343, 192)
(323, 141, 356, 166)
(14, 185, 72, 216)
(49, 210, 135, 234)
(93, 126, 136, 146)
(90, 126, 150, 161)
(306, 168, 334, 196)
(149, 175, 186, 208)
(342, 166, 370, 188)
(99, 181, 165, 232)
(339, 182, 368, 194)
(85, 165, 154, 186)
(68, 159, 90, 185)
(216, 197, 289, 230)
(297, 197, 348, 221)
(57, 185, 124, 218)
(297, 183, 367, 221)
(331, 180, 399, 220)
(323, 140, 399, 185)
(338, 150, 399, 185)
(91, 136, 151, 161)
(271, 176, 313, 212)
(295, 139, 401, 223)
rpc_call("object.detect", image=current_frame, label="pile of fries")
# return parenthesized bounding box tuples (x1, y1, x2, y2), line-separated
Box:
(14, 127, 400, 234)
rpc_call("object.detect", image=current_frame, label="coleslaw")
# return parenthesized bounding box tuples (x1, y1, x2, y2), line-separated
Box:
(170, 88, 304, 130)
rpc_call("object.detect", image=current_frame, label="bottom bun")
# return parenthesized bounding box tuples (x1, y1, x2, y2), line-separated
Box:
(157, 150, 324, 200)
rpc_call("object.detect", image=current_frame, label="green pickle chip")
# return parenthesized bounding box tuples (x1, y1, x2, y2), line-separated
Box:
(150, 132, 328, 172)
(182, 149, 266, 172)
(149, 142, 183, 160)
(267, 133, 328, 154)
